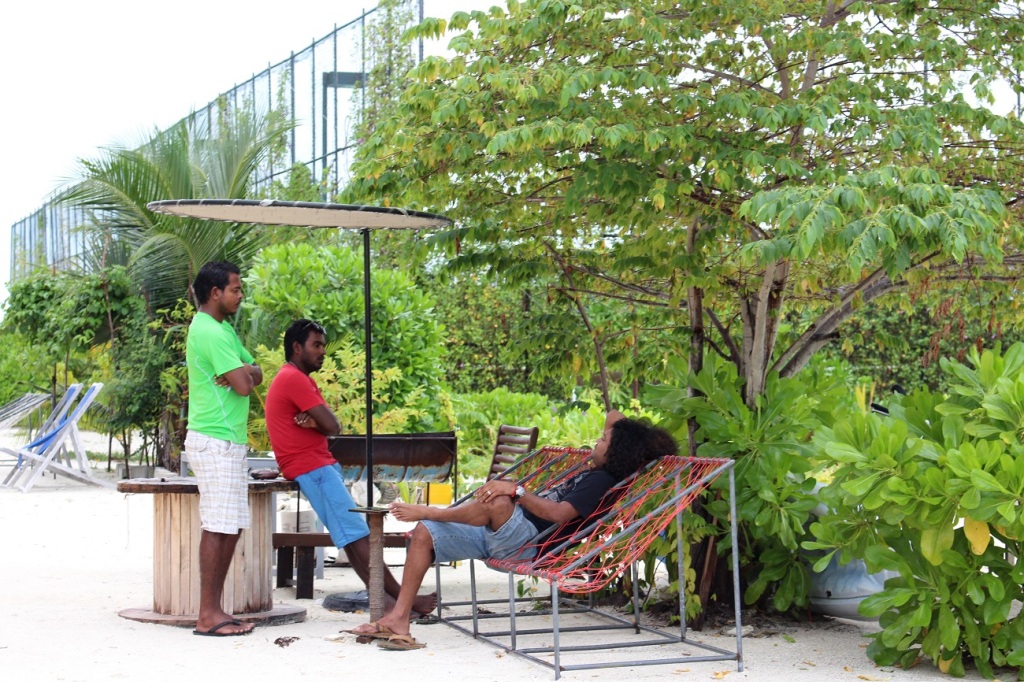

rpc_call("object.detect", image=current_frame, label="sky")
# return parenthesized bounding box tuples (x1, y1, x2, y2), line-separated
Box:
(0, 0, 491, 308)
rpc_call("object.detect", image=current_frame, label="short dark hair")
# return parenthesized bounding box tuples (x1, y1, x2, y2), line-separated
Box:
(602, 418, 678, 481)
(283, 319, 327, 361)
(192, 261, 240, 304)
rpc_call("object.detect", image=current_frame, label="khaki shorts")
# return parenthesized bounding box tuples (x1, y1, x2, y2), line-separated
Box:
(185, 431, 250, 533)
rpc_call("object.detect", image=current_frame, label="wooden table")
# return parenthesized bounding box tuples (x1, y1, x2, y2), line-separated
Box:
(117, 477, 306, 627)
(329, 433, 457, 619)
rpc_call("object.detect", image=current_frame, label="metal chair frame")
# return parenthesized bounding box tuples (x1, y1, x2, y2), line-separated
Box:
(432, 454, 743, 679)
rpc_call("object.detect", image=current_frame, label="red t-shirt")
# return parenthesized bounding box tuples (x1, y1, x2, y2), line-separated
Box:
(265, 363, 337, 480)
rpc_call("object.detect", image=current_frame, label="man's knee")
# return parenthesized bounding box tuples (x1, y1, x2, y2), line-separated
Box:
(410, 523, 433, 548)
(409, 523, 436, 560)
(491, 497, 514, 512)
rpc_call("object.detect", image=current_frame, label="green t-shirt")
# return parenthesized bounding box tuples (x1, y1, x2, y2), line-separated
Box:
(186, 311, 254, 445)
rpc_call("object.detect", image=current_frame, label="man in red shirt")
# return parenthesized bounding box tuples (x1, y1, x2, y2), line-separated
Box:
(265, 319, 435, 616)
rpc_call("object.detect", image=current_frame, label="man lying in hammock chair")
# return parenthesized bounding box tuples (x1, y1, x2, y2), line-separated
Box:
(346, 409, 678, 651)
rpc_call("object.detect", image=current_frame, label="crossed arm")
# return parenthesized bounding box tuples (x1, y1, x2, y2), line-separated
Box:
(215, 363, 263, 396)
(294, 404, 341, 436)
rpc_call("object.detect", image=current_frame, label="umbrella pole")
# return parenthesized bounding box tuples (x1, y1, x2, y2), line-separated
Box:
(362, 227, 386, 622)
(362, 227, 374, 507)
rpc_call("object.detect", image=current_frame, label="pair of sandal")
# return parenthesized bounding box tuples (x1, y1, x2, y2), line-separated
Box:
(344, 622, 426, 650)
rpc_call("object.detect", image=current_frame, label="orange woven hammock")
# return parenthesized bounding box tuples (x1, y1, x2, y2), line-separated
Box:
(486, 454, 728, 594)
(508, 445, 592, 489)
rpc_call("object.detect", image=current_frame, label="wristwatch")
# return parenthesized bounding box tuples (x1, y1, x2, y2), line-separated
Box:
(514, 484, 527, 500)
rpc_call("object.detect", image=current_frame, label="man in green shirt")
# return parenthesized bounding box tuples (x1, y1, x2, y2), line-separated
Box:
(185, 261, 263, 637)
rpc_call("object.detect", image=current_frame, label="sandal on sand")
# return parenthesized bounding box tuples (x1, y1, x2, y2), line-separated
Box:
(343, 621, 395, 640)
(413, 613, 440, 625)
(378, 634, 426, 651)
(193, 619, 252, 637)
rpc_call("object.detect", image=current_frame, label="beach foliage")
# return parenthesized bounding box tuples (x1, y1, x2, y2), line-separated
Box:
(648, 353, 857, 613)
(809, 343, 1024, 678)
(345, 0, 1024, 413)
(61, 108, 291, 311)
(245, 241, 448, 430)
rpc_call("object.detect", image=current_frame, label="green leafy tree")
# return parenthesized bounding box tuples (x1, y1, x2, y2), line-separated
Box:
(344, 0, 1024, 411)
(95, 303, 172, 469)
(0, 331, 53, 405)
(825, 299, 1017, 394)
(341, 0, 1024, 620)
(3, 267, 139, 391)
(2, 266, 172, 466)
(352, 0, 418, 143)
(433, 274, 572, 396)
(245, 241, 447, 429)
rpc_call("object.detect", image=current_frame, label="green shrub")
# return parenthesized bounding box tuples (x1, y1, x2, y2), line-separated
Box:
(0, 331, 51, 404)
(808, 343, 1024, 678)
(249, 341, 432, 452)
(647, 353, 854, 613)
(246, 242, 447, 429)
(450, 387, 608, 484)
(431, 276, 563, 396)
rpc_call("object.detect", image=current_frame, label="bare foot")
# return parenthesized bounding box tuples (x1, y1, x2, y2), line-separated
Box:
(346, 621, 395, 637)
(412, 592, 438, 616)
(367, 613, 409, 637)
(389, 501, 430, 522)
(385, 591, 436, 618)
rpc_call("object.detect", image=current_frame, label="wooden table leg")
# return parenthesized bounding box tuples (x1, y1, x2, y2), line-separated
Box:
(277, 546, 295, 587)
(367, 511, 386, 622)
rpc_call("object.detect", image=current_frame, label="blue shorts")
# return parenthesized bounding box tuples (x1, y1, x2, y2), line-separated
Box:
(421, 505, 540, 563)
(295, 463, 369, 548)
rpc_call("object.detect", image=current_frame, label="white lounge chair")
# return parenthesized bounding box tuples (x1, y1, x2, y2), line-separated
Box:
(0, 392, 51, 431)
(0, 384, 83, 484)
(1, 383, 112, 492)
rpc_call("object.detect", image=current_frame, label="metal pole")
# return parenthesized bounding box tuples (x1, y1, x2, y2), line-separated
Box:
(730, 466, 744, 671)
(363, 228, 374, 508)
(419, 0, 424, 63)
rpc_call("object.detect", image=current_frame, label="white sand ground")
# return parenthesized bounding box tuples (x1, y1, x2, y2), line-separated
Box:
(0, 458, 995, 682)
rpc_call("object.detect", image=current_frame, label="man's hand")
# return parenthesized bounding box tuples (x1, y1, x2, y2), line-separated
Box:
(294, 411, 318, 429)
(474, 479, 516, 504)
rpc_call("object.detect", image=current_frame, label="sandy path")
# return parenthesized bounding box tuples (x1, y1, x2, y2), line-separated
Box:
(0, 466, 979, 682)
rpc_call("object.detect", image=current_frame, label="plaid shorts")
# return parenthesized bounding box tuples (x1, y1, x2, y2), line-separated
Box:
(185, 430, 250, 534)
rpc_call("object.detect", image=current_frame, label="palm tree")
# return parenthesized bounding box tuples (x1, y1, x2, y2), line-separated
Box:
(62, 108, 292, 311)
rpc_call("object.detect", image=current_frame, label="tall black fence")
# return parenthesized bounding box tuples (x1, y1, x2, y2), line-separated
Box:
(9, 2, 420, 280)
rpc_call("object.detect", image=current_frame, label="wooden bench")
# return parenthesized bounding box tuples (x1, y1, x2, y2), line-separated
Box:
(273, 531, 409, 599)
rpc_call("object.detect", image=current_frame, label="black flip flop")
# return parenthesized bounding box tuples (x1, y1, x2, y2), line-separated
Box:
(193, 619, 252, 637)
(413, 613, 440, 625)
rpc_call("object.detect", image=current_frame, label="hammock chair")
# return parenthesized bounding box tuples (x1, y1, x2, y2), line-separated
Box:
(432, 445, 743, 679)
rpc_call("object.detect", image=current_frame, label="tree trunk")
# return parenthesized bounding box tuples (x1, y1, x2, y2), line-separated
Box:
(686, 218, 705, 456)
(740, 260, 790, 406)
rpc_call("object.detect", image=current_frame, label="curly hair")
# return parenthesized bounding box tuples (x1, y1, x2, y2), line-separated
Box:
(602, 418, 678, 482)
